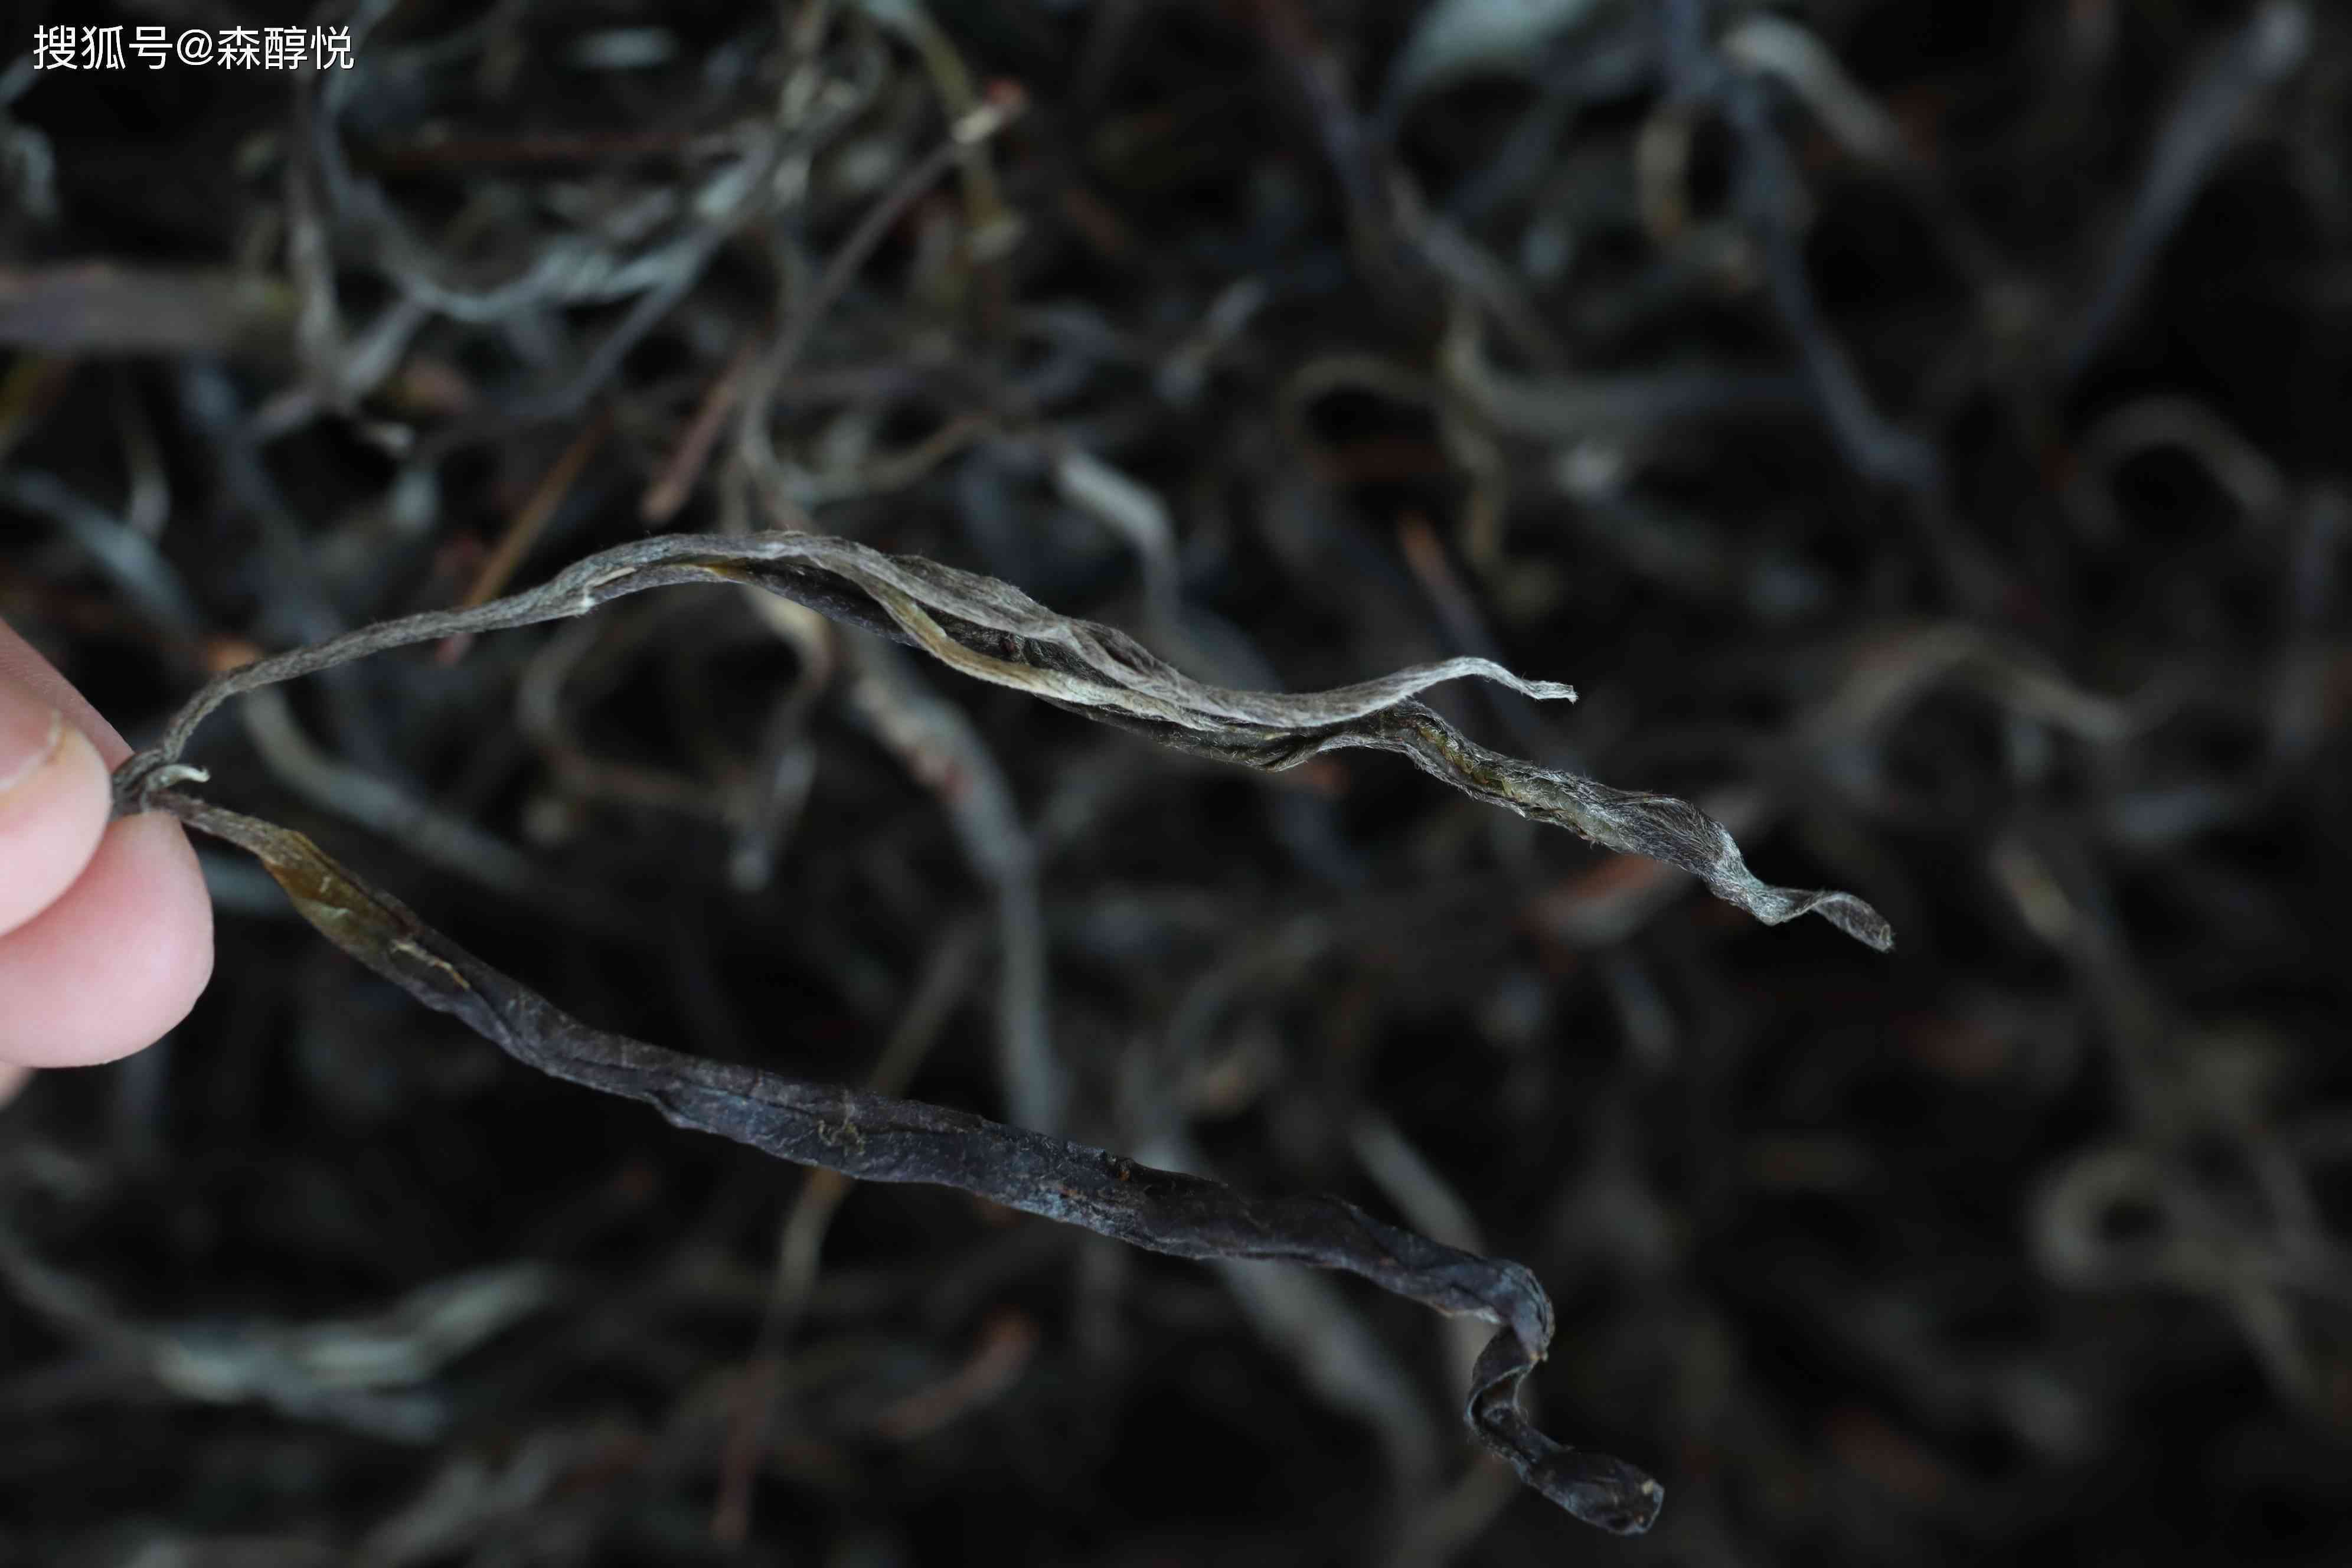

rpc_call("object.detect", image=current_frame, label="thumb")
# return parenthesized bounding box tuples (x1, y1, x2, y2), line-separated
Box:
(0, 674, 113, 940)
(0, 656, 213, 1082)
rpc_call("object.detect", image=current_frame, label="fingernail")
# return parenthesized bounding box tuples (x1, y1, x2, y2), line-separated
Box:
(0, 691, 66, 798)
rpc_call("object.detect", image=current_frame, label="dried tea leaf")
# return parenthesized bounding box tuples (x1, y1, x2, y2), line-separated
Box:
(117, 531, 1891, 948)
(147, 792, 1665, 1535)
(1384, 0, 1615, 107)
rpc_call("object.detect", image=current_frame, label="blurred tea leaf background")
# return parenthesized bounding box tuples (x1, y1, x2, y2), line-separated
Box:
(5, 0, 2351, 1563)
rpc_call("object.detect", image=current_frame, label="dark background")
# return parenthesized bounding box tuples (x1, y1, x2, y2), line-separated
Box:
(4, 1, 2350, 1563)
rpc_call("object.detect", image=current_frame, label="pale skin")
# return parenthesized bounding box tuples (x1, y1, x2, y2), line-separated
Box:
(0, 619, 213, 1104)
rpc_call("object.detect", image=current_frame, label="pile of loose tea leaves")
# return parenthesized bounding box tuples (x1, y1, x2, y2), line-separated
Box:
(4, 1, 2350, 1563)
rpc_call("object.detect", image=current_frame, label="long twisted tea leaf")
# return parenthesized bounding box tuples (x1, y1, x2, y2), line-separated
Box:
(112, 531, 1892, 948)
(138, 793, 1667, 1535)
